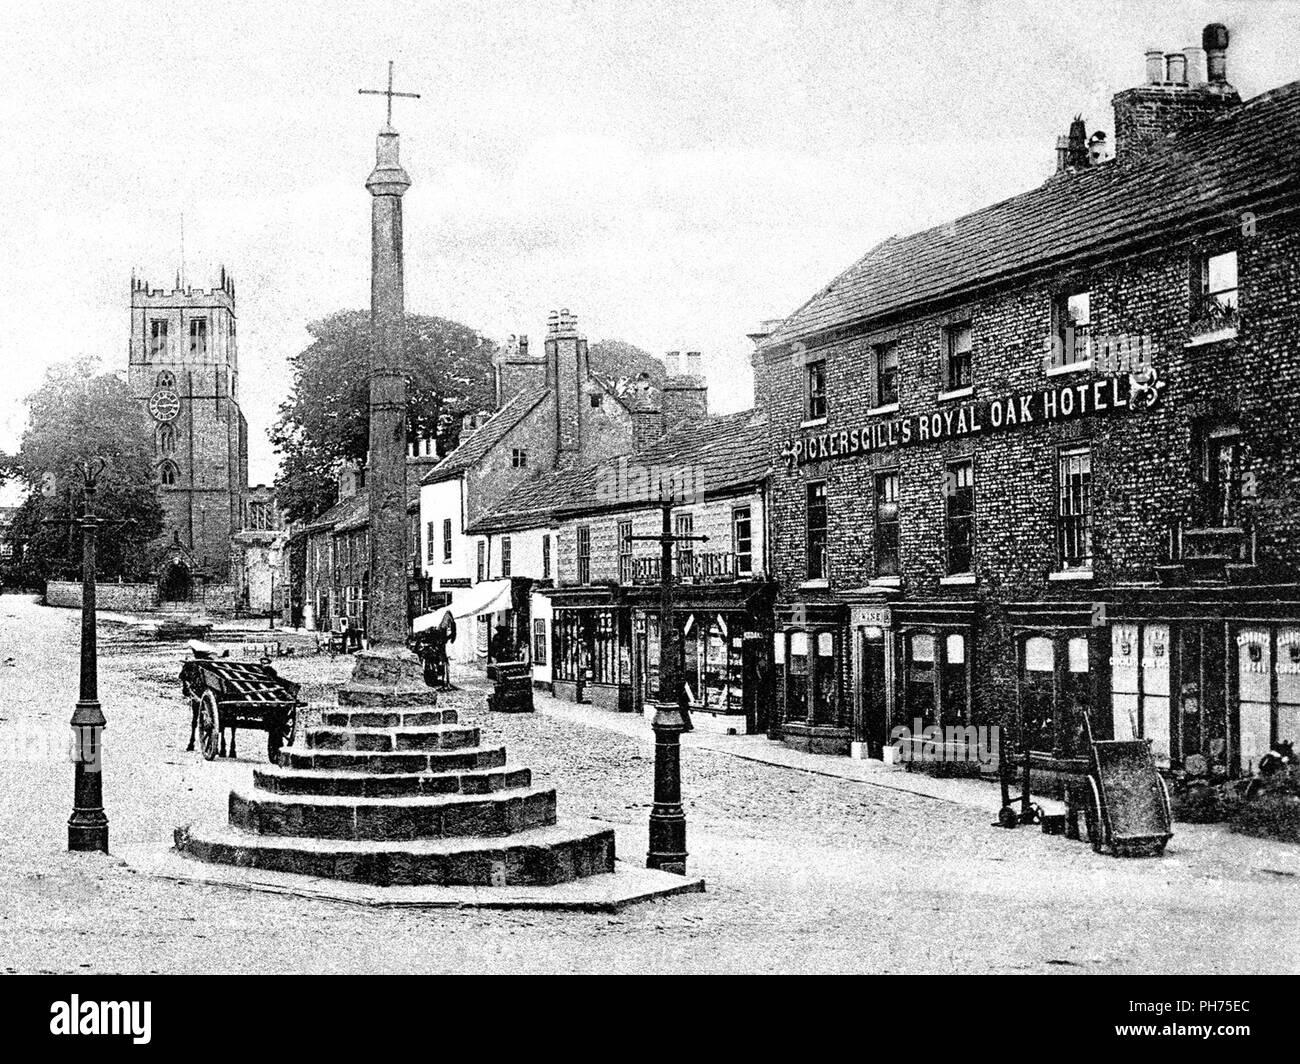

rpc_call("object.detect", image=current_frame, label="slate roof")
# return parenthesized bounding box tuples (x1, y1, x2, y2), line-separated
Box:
(468, 409, 770, 534)
(304, 490, 369, 535)
(421, 387, 549, 484)
(767, 80, 1300, 348)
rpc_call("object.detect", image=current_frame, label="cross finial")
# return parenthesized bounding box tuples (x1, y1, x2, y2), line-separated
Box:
(358, 60, 421, 128)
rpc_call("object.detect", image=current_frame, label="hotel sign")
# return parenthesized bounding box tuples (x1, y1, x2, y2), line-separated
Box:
(783, 369, 1165, 468)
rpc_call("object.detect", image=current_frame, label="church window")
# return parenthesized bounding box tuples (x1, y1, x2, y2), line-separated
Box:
(158, 461, 179, 487)
(156, 423, 175, 454)
(190, 318, 208, 357)
(150, 320, 168, 357)
(156, 371, 176, 389)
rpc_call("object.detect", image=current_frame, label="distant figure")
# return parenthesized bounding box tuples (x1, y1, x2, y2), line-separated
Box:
(489, 623, 514, 664)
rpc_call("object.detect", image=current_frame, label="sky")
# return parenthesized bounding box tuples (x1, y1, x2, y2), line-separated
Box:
(2, 0, 1298, 502)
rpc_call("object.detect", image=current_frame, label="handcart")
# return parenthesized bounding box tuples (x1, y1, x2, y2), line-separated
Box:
(1079, 715, 1173, 857)
(180, 650, 302, 763)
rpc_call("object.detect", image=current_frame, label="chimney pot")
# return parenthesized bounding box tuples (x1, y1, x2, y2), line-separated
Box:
(1184, 46, 1207, 87)
(1203, 22, 1229, 83)
(1145, 49, 1165, 84)
(1165, 52, 1187, 85)
(685, 351, 703, 377)
(664, 350, 681, 375)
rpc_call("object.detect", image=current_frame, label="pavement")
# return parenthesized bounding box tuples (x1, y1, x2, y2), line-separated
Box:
(2, 593, 1299, 973)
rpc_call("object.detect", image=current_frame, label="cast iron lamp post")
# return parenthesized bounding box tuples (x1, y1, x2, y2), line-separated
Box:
(629, 499, 708, 875)
(60, 459, 111, 853)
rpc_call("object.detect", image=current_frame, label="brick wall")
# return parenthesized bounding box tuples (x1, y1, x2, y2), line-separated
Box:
(758, 210, 1300, 726)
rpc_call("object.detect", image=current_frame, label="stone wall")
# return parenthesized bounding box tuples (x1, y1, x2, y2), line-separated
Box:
(46, 581, 158, 611)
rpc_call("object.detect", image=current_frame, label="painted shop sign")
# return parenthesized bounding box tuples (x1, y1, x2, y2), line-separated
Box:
(783, 369, 1166, 468)
(439, 577, 472, 588)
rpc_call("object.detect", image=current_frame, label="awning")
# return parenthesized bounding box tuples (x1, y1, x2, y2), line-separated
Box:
(412, 579, 513, 632)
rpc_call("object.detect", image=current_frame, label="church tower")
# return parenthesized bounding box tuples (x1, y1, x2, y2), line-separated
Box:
(128, 269, 249, 584)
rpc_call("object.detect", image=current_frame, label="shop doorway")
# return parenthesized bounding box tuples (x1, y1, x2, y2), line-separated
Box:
(859, 628, 888, 758)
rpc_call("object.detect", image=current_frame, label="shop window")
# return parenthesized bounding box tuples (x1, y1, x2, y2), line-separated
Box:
(944, 461, 974, 575)
(576, 525, 591, 584)
(807, 481, 828, 581)
(1111, 623, 1171, 766)
(943, 321, 972, 391)
(805, 360, 827, 421)
(874, 341, 899, 407)
(732, 506, 753, 575)
(1057, 447, 1092, 569)
(553, 609, 622, 686)
(904, 632, 936, 727)
(787, 631, 809, 721)
(500, 536, 511, 577)
(442, 519, 452, 563)
(1236, 627, 1300, 773)
(618, 520, 634, 584)
(874, 471, 899, 576)
(1052, 290, 1091, 367)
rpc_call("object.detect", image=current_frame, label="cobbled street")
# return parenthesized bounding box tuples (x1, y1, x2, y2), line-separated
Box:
(1, 595, 1297, 974)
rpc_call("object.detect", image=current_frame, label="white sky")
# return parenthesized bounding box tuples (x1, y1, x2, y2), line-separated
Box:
(2, 0, 1298, 502)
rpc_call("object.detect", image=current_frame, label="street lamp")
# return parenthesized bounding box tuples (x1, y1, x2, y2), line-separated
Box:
(65, 459, 110, 853)
(630, 499, 707, 875)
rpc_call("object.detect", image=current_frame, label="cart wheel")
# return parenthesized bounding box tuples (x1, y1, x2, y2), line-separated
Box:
(1084, 777, 1105, 854)
(197, 691, 221, 762)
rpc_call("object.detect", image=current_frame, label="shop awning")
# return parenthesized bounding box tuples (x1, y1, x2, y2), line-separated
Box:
(412, 579, 513, 632)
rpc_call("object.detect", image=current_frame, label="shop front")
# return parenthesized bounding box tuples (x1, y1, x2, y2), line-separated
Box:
(773, 602, 850, 754)
(549, 587, 633, 712)
(631, 581, 777, 734)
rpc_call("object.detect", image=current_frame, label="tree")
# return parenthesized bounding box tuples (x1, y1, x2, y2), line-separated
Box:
(1, 360, 164, 583)
(588, 339, 666, 389)
(270, 312, 498, 523)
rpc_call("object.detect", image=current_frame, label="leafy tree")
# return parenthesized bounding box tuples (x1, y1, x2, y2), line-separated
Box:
(270, 312, 498, 523)
(1, 360, 163, 583)
(588, 339, 666, 389)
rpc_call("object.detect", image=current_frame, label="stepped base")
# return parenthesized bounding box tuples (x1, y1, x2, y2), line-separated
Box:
(338, 647, 438, 707)
(121, 844, 703, 912)
(174, 820, 616, 887)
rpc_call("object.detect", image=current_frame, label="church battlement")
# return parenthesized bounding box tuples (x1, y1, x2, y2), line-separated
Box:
(131, 267, 236, 309)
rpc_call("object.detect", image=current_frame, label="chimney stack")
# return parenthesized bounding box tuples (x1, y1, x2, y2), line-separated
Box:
(1111, 23, 1240, 159)
(545, 306, 587, 466)
(663, 351, 708, 429)
(630, 371, 666, 451)
(685, 350, 703, 378)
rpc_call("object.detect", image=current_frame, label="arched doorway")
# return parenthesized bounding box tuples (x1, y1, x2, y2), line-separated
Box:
(159, 560, 192, 603)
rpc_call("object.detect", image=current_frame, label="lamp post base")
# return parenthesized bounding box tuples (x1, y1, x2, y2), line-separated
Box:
(68, 815, 109, 854)
(647, 701, 688, 875)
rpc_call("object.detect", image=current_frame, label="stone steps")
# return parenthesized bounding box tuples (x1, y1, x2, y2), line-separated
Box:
(321, 708, 459, 729)
(252, 762, 531, 799)
(304, 724, 480, 753)
(228, 783, 557, 841)
(174, 821, 616, 887)
(280, 745, 509, 774)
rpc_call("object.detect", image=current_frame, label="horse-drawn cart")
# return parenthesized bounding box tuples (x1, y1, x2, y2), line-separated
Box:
(180, 653, 302, 763)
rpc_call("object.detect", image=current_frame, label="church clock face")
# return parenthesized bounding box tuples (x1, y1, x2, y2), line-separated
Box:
(148, 389, 181, 423)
